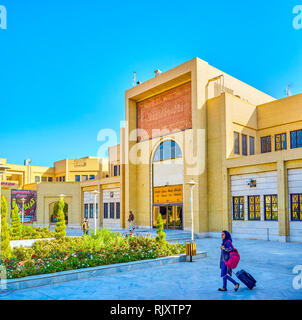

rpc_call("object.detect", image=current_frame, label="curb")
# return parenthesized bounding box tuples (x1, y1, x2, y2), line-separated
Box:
(0, 251, 207, 293)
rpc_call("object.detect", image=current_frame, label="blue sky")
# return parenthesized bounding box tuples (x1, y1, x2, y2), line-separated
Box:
(0, 0, 301, 166)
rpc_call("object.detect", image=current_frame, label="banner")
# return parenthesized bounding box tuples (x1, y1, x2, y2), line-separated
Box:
(11, 190, 37, 223)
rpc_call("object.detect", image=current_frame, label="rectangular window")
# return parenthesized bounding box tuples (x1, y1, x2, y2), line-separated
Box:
(56, 177, 59, 182)
(290, 130, 302, 149)
(233, 196, 244, 220)
(234, 132, 240, 155)
(242, 134, 247, 156)
(89, 204, 94, 218)
(116, 202, 120, 219)
(113, 166, 120, 177)
(261, 136, 271, 153)
(110, 203, 115, 219)
(249, 136, 255, 155)
(264, 195, 278, 221)
(248, 196, 261, 220)
(48, 177, 53, 182)
(84, 204, 88, 219)
(62, 176, 65, 182)
(82, 175, 88, 181)
(103, 203, 108, 219)
(35, 176, 40, 183)
(41, 177, 47, 182)
(291, 194, 302, 221)
(59, 177, 62, 182)
(275, 133, 287, 151)
(89, 175, 95, 180)
(75, 175, 80, 182)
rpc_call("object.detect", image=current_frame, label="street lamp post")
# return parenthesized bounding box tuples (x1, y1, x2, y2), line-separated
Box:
(91, 190, 100, 235)
(186, 180, 197, 241)
(186, 180, 197, 262)
(0, 163, 10, 258)
(20, 198, 26, 224)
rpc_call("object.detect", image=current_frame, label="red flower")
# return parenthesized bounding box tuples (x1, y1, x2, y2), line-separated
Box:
(7, 265, 10, 268)
(4, 260, 7, 262)
(32, 254, 35, 258)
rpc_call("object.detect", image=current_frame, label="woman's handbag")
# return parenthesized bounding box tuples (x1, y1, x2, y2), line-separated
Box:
(225, 240, 240, 269)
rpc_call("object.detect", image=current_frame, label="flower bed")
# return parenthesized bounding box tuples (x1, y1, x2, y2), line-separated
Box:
(2, 229, 185, 279)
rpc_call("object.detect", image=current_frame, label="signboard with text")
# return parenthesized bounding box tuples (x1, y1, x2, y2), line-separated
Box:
(153, 185, 183, 204)
(11, 190, 37, 223)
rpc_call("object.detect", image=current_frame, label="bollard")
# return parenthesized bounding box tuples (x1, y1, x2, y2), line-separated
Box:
(186, 240, 197, 262)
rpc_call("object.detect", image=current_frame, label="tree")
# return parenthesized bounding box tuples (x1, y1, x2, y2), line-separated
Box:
(155, 213, 166, 244)
(1, 195, 11, 260)
(55, 197, 66, 239)
(11, 203, 22, 240)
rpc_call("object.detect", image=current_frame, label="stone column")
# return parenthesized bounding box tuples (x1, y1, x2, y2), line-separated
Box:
(277, 160, 289, 242)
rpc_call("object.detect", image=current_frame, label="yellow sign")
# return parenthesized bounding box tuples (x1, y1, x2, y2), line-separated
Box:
(153, 185, 183, 204)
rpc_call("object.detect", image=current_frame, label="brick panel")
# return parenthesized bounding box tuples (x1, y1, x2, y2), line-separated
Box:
(137, 82, 192, 141)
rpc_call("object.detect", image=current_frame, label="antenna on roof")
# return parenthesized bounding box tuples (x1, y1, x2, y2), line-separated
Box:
(286, 84, 293, 97)
(133, 72, 136, 87)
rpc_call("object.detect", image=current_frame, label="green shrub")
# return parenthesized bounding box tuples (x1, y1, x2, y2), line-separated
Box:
(1, 195, 11, 260)
(155, 214, 166, 244)
(55, 197, 66, 239)
(11, 203, 22, 240)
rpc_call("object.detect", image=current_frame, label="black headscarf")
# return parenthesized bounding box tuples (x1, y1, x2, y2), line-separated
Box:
(222, 230, 232, 245)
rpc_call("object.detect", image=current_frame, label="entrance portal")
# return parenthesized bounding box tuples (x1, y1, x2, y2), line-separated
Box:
(153, 205, 183, 230)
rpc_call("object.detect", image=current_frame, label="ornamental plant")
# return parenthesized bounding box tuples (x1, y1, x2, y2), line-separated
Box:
(11, 203, 22, 240)
(155, 213, 166, 244)
(1, 195, 11, 260)
(54, 197, 66, 239)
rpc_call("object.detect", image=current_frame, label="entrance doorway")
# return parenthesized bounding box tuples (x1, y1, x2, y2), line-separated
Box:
(153, 205, 183, 230)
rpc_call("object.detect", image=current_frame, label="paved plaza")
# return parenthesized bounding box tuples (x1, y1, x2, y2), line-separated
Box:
(0, 237, 301, 300)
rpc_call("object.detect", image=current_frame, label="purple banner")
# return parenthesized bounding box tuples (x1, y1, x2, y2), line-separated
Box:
(11, 190, 37, 223)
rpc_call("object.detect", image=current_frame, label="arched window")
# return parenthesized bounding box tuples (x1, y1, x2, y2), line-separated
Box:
(153, 140, 182, 162)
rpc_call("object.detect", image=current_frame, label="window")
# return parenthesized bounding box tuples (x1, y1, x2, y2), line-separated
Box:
(290, 130, 302, 149)
(103, 203, 108, 219)
(110, 203, 115, 219)
(291, 194, 302, 221)
(116, 202, 120, 219)
(261, 136, 271, 153)
(113, 165, 120, 177)
(41, 177, 47, 182)
(48, 177, 53, 182)
(89, 175, 95, 180)
(59, 177, 62, 182)
(249, 136, 255, 155)
(96, 203, 98, 218)
(82, 175, 88, 181)
(62, 176, 65, 182)
(89, 204, 94, 218)
(275, 133, 287, 151)
(56, 177, 59, 182)
(234, 132, 240, 155)
(35, 176, 40, 183)
(233, 197, 244, 220)
(248, 196, 261, 220)
(84, 204, 88, 219)
(75, 175, 80, 182)
(242, 134, 247, 156)
(153, 140, 182, 162)
(264, 195, 278, 221)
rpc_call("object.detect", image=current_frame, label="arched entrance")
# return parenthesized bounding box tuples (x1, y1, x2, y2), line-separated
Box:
(152, 140, 184, 230)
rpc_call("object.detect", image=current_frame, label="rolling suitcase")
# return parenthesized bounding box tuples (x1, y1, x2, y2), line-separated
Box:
(235, 269, 256, 290)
